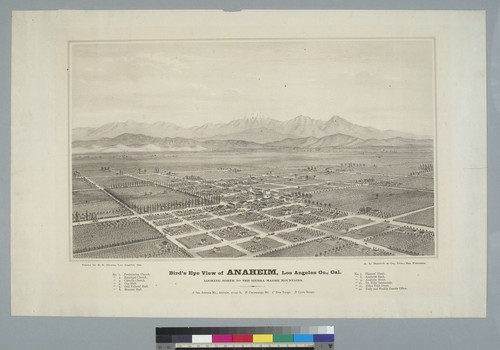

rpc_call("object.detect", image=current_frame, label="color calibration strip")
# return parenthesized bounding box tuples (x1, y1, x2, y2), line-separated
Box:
(156, 327, 334, 350)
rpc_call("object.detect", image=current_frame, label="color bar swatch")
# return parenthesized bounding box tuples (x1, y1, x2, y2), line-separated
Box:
(156, 327, 335, 345)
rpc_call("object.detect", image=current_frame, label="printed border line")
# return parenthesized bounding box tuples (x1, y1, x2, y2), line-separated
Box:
(68, 37, 437, 262)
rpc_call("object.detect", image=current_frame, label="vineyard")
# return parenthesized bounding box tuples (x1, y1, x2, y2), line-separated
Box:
(260, 236, 346, 257)
(365, 229, 435, 255)
(192, 218, 232, 230)
(277, 228, 326, 243)
(72, 190, 129, 221)
(288, 213, 326, 225)
(144, 212, 176, 221)
(311, 187, 433, 217)
(73, 218, 162, 253)
(343, 223, 399, 239)
(74, 238, 191, 259)
(250, 218, 297, 233)
(238, 237, 284, 253)
(211, 226, 258, 241)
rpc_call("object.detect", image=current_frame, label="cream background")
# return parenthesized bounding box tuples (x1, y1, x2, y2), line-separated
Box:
(11, 10, 486, 317)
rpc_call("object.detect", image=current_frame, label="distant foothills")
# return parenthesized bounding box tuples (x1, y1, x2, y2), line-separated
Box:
(72, 114, 433, 153)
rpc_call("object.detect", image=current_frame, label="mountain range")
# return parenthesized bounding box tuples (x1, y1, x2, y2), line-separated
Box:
(73, 114, 428, 141)
(72, 114, 432, 153)
(72, 132, 432, 154)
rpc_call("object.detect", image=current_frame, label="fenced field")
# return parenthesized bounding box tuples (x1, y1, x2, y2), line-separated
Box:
(73, 218, 162, 253)
(74, 238, 190, 259)
(72, 190, 129, 221)
(395, 207, 434, 227)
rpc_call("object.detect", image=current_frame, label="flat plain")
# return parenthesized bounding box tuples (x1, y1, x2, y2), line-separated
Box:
(72, 148, 435, 259)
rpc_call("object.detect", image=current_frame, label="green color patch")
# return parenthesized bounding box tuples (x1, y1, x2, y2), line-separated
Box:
(273, 334, 294, 342)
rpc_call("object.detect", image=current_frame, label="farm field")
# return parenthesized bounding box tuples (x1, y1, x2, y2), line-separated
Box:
(144, 212, 176, 221)
(263, 205, 307, 217)
(73, 218, 162, 253)
(365, 229, 434, 255)
(153, 217, 183, 226)
(211, 226, 258, 241)
(277, 228, 326, 243)
(288, 213, 327, 225)
(226, 211, 268, 224)
(250, 218, 297, 233)
(197, 245, 246, 258)
(193, 218, 232, 230)
(72, 148, 435, 258)
(238, 237, 285, 253)
(344, 222, 399, 239)
(90, 175, 141, 187)
(72, 177, 96, 191)
(391, 175, 434, 191)
(108, 185, 197, 208)
(72, 190, 129, 221)
(261, 237, 383, 257)
(74, 238, 190, 259)
(163, 224, 198, 236)
(176, 233, 221, 249)
(310, 186, 433, 217)
(395, 207, 435, 227)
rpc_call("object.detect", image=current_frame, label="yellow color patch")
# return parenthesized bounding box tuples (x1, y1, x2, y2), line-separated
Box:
(253, 334, 273, 343)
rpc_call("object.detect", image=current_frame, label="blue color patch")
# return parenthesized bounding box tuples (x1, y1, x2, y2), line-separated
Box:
(294, 334, 314, 342)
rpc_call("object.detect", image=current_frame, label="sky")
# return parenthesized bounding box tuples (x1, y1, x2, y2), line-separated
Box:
(71, 39, 435, 136)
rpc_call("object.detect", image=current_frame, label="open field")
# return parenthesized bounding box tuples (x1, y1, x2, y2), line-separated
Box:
(226, 211, 268, 224)
(263, 205, 307, 217)
(109, 185, 197, 208)
(90, 175, 143, 187)
(72, 177, 96, 191)
(250, 218, 297, 233)
(197, 245, 246, 258)
(153, 217, 183, 226)
(391, 175, 434, 191)
(176, 233, 221, 249)
(73, 218, 162, 253)
(395, 207, 435, 227)
(310, 186, 433, 217)
(72, 190, 129, 221)
(163, 224, 198, 236)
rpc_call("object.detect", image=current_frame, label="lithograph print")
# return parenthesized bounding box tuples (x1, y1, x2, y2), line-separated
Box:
(11, 10, 486, 318)
(71, 39, 436, 260)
